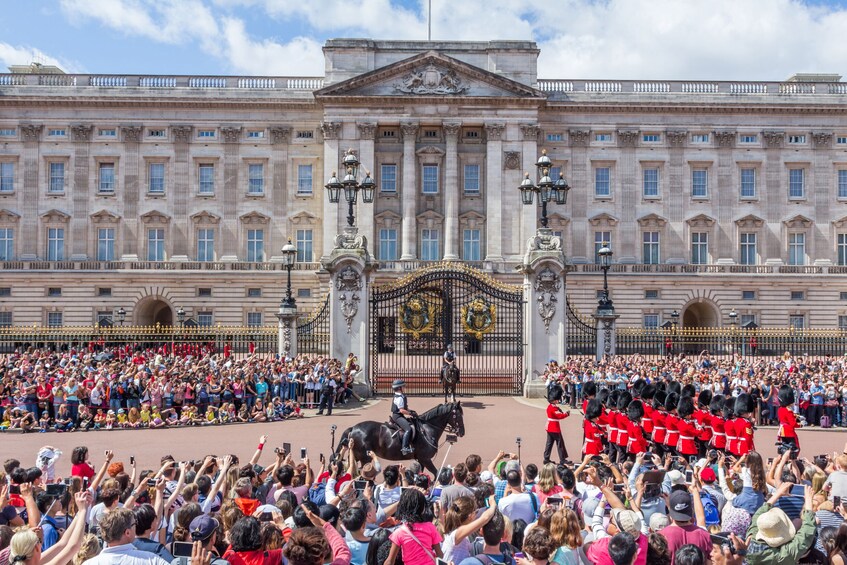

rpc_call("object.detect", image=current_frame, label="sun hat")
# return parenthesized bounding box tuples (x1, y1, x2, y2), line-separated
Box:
(755, 507, 795, 547)
(649, 512, 670, 532)
(667, 470, 685, 486)
(360, 463, 378, 481)
(611, 509, 643, 536)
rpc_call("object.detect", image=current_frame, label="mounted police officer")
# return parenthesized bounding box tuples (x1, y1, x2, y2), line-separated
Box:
(390, 379, 416, 455)
(441, 343, 459, 383)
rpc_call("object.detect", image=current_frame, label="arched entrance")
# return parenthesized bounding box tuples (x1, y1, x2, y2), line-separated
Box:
(134, 298, 174, 326)
(682, 301, 720, 329)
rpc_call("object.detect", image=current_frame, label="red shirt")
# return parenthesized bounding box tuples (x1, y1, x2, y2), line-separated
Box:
(642, 404, 655, 434)
(626, 419, 648, 454)
(676, 418, 699, 455)
(737, 417, 755, 455)
(583, 420, 603, 455)
(71, 462, 95, 480)
(710, 414, 726, 449)
(724, 418, 739, 455)
(778, 406, 799, 442)
(694, 409, 712, 444)
(546, 403, 568, 433)
(651, 409, 667, 444)
(616, 411, 629, 446)
(607, 410, 620, 444)
(664, 413, 679, 447)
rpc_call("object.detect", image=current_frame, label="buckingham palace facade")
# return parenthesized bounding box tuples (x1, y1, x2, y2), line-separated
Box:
(1, 38, 847, 330)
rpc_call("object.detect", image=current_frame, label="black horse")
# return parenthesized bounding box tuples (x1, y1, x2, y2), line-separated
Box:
(442, 364, 459, 404)
(335, 401, 465, 475)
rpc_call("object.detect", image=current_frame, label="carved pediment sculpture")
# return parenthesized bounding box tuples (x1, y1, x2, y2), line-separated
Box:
(394, 64, 469, 95)
(336, 266, 362, 333)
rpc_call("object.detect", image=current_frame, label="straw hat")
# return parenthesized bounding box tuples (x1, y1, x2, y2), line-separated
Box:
(755, 507, 795, 547)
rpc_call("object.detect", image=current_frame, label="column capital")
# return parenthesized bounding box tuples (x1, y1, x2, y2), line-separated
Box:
(19, 123, 43, 142)
(519, 123, 540, 141)
(812, 131, 833, 149)
(666, 130, 688, 147)
(170, 125, 193, 144)
(484, 122, 505, 141)
(400, 122, 419, 140)
(568, 129, 590, 147)
(71, 124, 94, 142)
(617, 129, 639, 147)
(270, 126, 292, 144)
(321, 121, 342, 140)
(762, 130, 785, 149)
(121, 125, 143, 143)
(443, 121, 462, 138)
(220, 127, 243, 144)
(357, 122, 377, 140)
(713, 130, 736, 148)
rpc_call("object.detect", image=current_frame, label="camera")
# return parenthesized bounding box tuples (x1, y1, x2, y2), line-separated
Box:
(515, 437, 522, 445)
(445, 433, 457, 444)
(776, 442, 800, 460)
(331, 424, 337, 432)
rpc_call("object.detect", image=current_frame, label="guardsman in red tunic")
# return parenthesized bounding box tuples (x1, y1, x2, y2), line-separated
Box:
(626, 400, 648, 457)
(544, 384, 570, 465)
(640, 384, 657, 437)
(676, 396, 700, 458)
(651, 390, 668, 457)
(708, 395, 727, 451)
(583, 399, 604, 457)
(777, 385, 800, 450)
(663, 392, 681, 456)
(694, 389, 713, 458)
(615, 392, 633, 463)
(723, 396, 739, 456)
(735, 393, 756, 456)
(581, 381, 597, 415)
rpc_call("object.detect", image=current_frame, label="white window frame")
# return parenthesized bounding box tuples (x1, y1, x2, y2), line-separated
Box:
(196, 228, 215, 262)
(247, 162, 264, 195)
(739, 134, 758, 144)
(380, 164, 397, 193)
(98, 162, 116, 193)
(691, 232, 708, 264)
(47, 312, 63, 328)
(643, 314, 659, 329)
(198, 163, 215, 195)
(462, 229, 481, 261)
(48, 161, 65, 193)
(97, 228, 115, 262)
(691, 168, 708, 198)
(788, 168, 805, 199)
(421, 228, 439, 261)
(47, 227, 64, 261)
(838, 169, 847, 199)
(147, 228, 165, 261)
(740, 232, 758, 265)
(246, 312, 263, 327)
(642, 167, 659, 198)
(0, 228, 13, 261)
(594, 166, 611, 198)
(296, 229, 313, 262)
(740, 167, 757, 199)
(247, 229, 265, 262)
(789, 314, 805, 330)
(148, 162, 166, 194)
(297, 164, 313, 195)
(642, 231, 660, 264)
(422, 164, 439, 194)
(594, 231, 611, 264)
(463, 163, 480, 195)
(378, 228, 398, 261)
(0, 162, 14, 193)
(691, 134, 710, 144)
(788, 232, 806, 266)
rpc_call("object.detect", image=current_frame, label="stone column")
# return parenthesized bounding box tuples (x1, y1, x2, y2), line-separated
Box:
(357, 122, 377, 255)
(485, 123, 505, 263)
(666, 130, 687, 260)
(400, 122, 418, 260)
(521, 246, 566, 396)
(19, 124, 42, 260)
(520, 124, 540, 248)
(443, 121, 461, 260)
(276, 309, 297, 358)
(812, 132, 834, 264)
(70, 125, 93, 260)
(594, 310, 620, 362)
(120, 126, 142, 260)
(616, 130, 639, 262)
(568, 129, 590, 262)
(762, 131, 785, 262)
(270, 126, 291, 256)
(322, 243, 375, 397)
(220, 126, 241, 259)
(712, 130, 735, 261)
(321, 122, 342, 259)
(171, 126, 193, 258)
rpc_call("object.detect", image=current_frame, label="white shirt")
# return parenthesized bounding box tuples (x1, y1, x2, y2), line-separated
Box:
(497, 491, 536, 524)
(83, 543, 170, 565)
(393, 393, 405, 411)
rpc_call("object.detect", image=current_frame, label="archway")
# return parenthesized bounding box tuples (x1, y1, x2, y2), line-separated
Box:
(134, 298, 174, 326)
(681, 301, 720, 329)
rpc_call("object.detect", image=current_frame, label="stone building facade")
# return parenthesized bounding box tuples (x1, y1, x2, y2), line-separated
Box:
(1, 39, 847, 330)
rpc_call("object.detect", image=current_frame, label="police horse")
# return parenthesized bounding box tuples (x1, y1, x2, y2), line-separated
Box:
(335, 401, 465, 476)
(442, 364, 460, 404)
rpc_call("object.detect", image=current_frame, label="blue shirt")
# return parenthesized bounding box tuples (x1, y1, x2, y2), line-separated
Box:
(255, 381, 268, 396)
(810, 385, 825, 405)
(40, 515, 59, 551)
(344, 531, 370, 565)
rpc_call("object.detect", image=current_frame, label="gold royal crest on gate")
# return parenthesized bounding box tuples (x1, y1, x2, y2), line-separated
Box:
(398, 297, 436, 340)
(461, 297, 497, 340)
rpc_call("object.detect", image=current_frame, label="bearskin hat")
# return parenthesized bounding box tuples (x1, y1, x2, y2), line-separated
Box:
(654, 381, 667, 394)
(722, 396, 736, 419)
(681, 384, 696, 398)
(597, 388, 610, 406)
(778, 385, 795, 408)
(608, 390, 621, 410)
(585, 399, 603, 421)
(734, 393, 754, 416)
(697, 389, 713, 409)
(710, 394, 725, 415)
(627, 400, 645, 422)
(667, 381, 682, 396)
(677, 395, 695, 419)
(664, 392, 680, 412)
(583, 381, 598, 398)
(617, 391, 633, 411)
(547, 383, 564, 403)
(653, 389, 667, 410)
(631, 379, 647, 399)
(641, 383, 657, 402)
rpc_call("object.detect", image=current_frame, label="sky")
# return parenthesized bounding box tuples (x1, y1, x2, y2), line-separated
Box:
(2, 0, 847, 80)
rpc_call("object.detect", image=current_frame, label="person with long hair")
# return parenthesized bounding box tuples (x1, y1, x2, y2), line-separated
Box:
(386, 488, 442, 565)
(9, 490, 92, 565)
(532, 464, 564, 505)
(281, 507, 350, 565)
(549, 507, 582, 564)
(441, 495, 496, 563)
(828, 523, 847, 565)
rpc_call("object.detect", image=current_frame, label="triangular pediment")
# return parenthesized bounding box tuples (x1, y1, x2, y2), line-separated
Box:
(315, 51, 544, 100)
(90, 209, 121, 224)
(686, 213, 716, 228)
(783, 214, 812, 228)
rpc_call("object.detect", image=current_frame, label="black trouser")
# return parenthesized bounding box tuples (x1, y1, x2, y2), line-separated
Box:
(543, 431, 567, 464)
(808, 404, 823, 426)
(317, 391, 334, 415)
(392, 414, 412, 450)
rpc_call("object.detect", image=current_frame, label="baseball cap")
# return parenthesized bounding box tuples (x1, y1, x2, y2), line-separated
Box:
(667, 470, 685, 486)
(700, 468, 717, 483)
(189, 515, 218, 541)
(668, 490, 693, 521)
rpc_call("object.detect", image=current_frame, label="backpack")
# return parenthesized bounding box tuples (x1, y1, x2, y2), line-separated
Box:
(700, 491, 720, 526)
(308, 482, 327, 506)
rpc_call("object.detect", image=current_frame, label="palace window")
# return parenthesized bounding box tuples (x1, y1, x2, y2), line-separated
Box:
(643, 314, 659, 329)
(642, 134, 661, 142)
(380, 164, 397, 193)
(838, 170, 847, 199)
(421, 229, 439, 261)
(0, 312, 12, 327)
(47, 312, 63, 327)
(422, 164, 439, 194)
(0, 228, 13, 261)
(691, 134, 710, 143)
(692, 169, 708, 198)
(147, 228, 165, 261)
(788, 232, 806, 265)
(247, 229, 264, 262)
(742, 290, 756, 300)
(379, 228, 398, 261)
(789, 168, 805, 199)
(594, 167, 611, 197)
(98, 162, 115, 193)
(838, 233, 847, 266)
(0, 162, 14, 192)
(691, 232, 708, 264)
(642, 168, 659, 197)
(197, 229, 215, 262)
(296, 229, 313, 262)
(740, 232, 757, 265)
(789, 314, 805, 330)
(197, 312, 213, 327)
(594, 232, 611, 264)
(198, 164, 215, 194)
(595, 133, 612, 142)
(49, 162, 65, 193)
(247, 312, 263, 327)
(148, 163, 165, 194)
(463, 229, 481, 261)
(98, 129, 116, 137)
(97, 228, 115, 261)
(248, 163, 264, 194)
(463, 164, 480, 194)
(47, 227, 64, 261)
(740, 134, 758, 144)
(297, 164, 313, 194)
(642, 231, 660, 264)
(740, 168, 756, 198)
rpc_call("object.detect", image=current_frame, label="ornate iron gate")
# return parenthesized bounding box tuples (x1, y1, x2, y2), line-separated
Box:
(370, 264, 524, 395)
(297, 295, 330, 354)
(565, 297, 597, 357)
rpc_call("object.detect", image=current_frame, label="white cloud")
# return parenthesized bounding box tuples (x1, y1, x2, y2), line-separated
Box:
(220, 17, 324, 75)
(0, 42, 80, 73)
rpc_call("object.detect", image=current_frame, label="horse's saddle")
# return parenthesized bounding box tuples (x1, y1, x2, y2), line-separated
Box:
(385, 418, 418, 440)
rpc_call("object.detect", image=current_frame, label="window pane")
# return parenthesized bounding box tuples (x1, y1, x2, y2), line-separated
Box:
(199, 164, 215, 194)
(97, 228, 115, 261)
(692, 169, 708, 197)
(247, 312, 263, 327)
(0, 228, 13, 260)
(147, 228, 165, 261)
(594, 231, 611, 264)
(594, 167, 610, 197)
(789, 169, 804, 198)
(248, 163, 264, 194)
(47, 228, 64, 261)
(422, 165, 439, 193)
(740, 232, 757, 265)
(788, 232, 805, 265)
(691, 232, 708, 264)
(643, 168, 659, 197)
(197, 228, 215, 262)
(296, 229, 313, 262)
(379, 229, 398, 261)
(0, 162, 15, 192)
(740, 168, 756, 198)
(49, 162, 64, 192)
(247, 229, 264, 262)
(421, 229, 439, 261)
(642, 231, 659, 264)
(297, 165, 313, 194)
(99, 163, 115, 192)
(839, 170, 847, 199)
(149, 163, 165, 193)
(463, 229, 481, 261)
(47, 312, 63, 327)
(838, 233, 847, 266)
(380, 164, 397, 192)
(463, 164, 480, 194)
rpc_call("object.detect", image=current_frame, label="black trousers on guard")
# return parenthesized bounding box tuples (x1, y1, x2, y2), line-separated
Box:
(544, 431, 568, 464)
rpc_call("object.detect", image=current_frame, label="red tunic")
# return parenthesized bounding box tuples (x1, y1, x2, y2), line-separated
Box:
(778, 406, 799, 448)
(546, 403, 568, 433)
(582, 398, 590, 414)
(664, 413, 680, 448)
(616, 411, 630, 447)
(583, 419, 603, 456)
(676, 418, 699, 455)
(608, 409, 620, 445)
(737, 418, 755, 456)
(626, 419, 648, 454)
(694, 409, 712, 444)
(724, 418, 739, 455)
(710, 414, 726, 449)
(642, 404, 655, 435)
(651, 409, 667, 445)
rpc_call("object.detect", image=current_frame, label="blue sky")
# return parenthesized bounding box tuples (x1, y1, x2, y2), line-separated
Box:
(2, 0, 847, 80)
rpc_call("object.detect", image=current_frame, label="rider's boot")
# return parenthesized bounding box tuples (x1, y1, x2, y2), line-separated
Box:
(401, 430, 413, 454)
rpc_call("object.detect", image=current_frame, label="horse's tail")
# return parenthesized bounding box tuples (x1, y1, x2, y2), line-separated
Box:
(333, 427, 350, 459)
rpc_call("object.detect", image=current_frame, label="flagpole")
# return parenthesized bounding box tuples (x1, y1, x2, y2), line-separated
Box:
(428, 0, 432, 41)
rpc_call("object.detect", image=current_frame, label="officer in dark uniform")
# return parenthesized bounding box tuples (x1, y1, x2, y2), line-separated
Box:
(441, 344, 459, 383)
(390, 379, 415, 454)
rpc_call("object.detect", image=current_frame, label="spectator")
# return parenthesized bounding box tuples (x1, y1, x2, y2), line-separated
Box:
(608, 532, 639, 565)
(745, 483, 816, 565)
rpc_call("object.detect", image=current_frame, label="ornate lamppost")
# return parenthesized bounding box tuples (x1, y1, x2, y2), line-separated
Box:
(728, 308, 738, 356)
(671, 309, 680, 354)
(116, 307, 126, 327)
(276, 239, 298, 358)
(325, 149, 376, 235)
(518, 149, 570, 229)
(597, 245, 614, 316)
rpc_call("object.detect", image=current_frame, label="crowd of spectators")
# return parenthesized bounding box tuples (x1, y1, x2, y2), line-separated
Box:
(0, 348, 364, 433)
(541, 351, 847, 428)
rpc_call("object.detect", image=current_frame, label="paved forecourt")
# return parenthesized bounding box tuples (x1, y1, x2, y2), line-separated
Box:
(3, 396, 842, 476)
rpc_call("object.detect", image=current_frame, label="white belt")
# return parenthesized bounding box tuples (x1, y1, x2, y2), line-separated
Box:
(653, 426, 666, 430)
(713, 432, 725, 436)
(547, 418, 562, 422)
(679, 436, 695, 441)
(584, 438, 596, 442)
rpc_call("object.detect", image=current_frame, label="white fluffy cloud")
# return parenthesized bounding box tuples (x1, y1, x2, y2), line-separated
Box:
(57, 0, 847, 80)
(0, 42, 78, 73)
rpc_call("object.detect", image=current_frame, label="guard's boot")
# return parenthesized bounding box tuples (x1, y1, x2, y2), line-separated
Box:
(401, 431, 413, 454)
